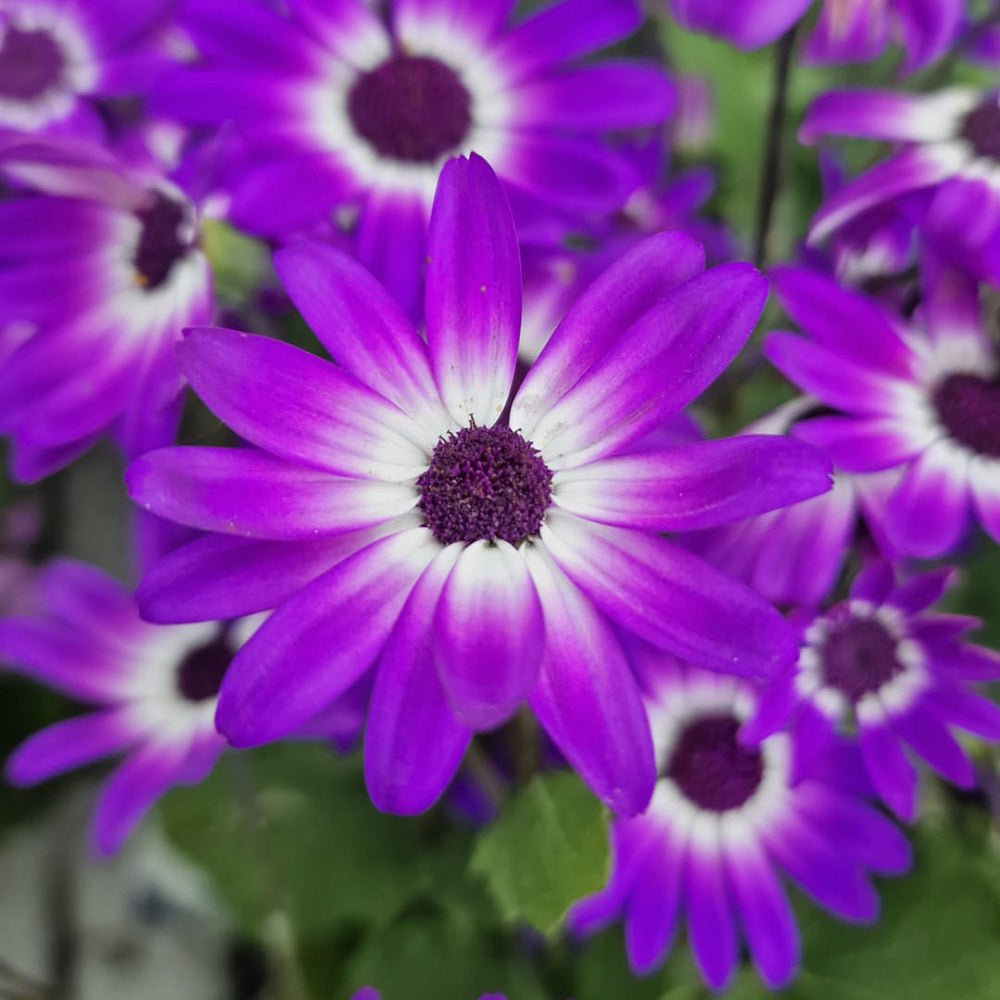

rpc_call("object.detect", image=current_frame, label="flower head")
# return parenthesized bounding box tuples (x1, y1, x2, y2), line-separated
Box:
(128, 154, 832, 818)
(155, 0, 674, 317)
(744, 562, 1000, 820)
(0, 135, 212, 481)
(570, 652, 911, 990)
(766, 264, 1000, 556)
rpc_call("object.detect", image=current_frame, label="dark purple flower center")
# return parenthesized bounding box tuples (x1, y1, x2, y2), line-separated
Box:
(933, 373, 1000, 458)
(134, 191, 195, 291)
(0, 26, 64, 101)
(819, 616, 902, 702)
(417, 425, 552, 546)
(960, 98, 1000, 160)
(347, 53, 471, 163)
(666, 714, 764, 812)
(176, 634, 233, 702)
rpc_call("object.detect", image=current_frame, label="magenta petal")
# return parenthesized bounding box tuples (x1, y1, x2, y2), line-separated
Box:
(274, 242, 446, 429)
(7, 710, 135, 786)
(425, 155, 520, 428)
(624, 829, 683, 973)
(178, 327, 430, 480)
(92, 742, 189, 855)
(525, 546, 655, 816)
(434, 541, 543, 729)
(512, 232, 705, 441)
(858, 716, 918, 820)
(931, 683, 1000, 740)
(216, 528, 439, 747)
(892, 704, 974, 788)
(800, 90, 954, 144)
(794, 415, 922, 473)
(684, 845, 738, 991)
(553, 435, 831, 532)
(542, 513, 795, 678)
(127, 446, 417, 539)
(364, 545, 472, 815)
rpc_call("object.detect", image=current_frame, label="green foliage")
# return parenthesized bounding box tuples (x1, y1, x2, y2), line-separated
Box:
(201, 218, 269, 305)
(469, 772, 610, 937)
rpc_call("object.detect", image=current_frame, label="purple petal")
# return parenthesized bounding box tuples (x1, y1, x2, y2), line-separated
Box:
(216, 528, 439, 747)
(127, 447, 417, 539)
(740, 671, 798, 745)
(892, 702, 974, 788)
(425, 155, 520, 428)
(670, 0, 810, 48)
(684, 843, 738, 990)
(6, 710, 135, 786)
(511, 232, 705, 441)
(886, 567, 953, 615)
(930, 683, 1000, 740)
(531, 264, 768, 468)
(553, 435, 831, 532)
(274, 241, 446, 430)
(800, 90, 958, 144)
(848, 561, 896, 605)
(794, 415, 925, 473)
(364, 545, 472, 815)
(624, 826, 683, 973)
(434, 541, 543, 729)
(178, 327, 431, 479)
(970, 459, 1000, 545)
(858, 715, 918, 820)
(525, 546, 655, 816)
(542, 513, 795, 678)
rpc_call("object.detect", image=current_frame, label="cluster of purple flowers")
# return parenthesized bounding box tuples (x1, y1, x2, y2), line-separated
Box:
(0, 0, 997, 994)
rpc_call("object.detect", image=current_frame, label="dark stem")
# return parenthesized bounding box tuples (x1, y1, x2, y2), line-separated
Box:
(753, 25, 798, 269)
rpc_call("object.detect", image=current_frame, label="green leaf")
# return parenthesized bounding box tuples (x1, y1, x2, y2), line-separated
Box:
(201, 218, 269, 305)
(469, 772, 610, 936)
(160, 744, 472, 937)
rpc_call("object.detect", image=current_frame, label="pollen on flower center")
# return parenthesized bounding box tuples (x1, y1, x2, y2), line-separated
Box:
(666, 714, 764, 812)
(133, 191, 196, 291)
(176, 634, 233, 702)
(347, 53, 472, 163)
(417, 424, 553, 547)
(960, 99, 1000, 161)
(819, 616, 903, 701)
(933, 373, 1000, 458)
(0, 26, 64, 100)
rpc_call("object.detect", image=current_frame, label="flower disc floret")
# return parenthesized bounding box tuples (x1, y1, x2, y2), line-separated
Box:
(417, 424, 553, 546)
(960, 98, 1000, 160)
(819, 616, 904, 702)
(933, 373, 1000, 458)
(0, 26, 63, 100)
(134, 191, 198, 291)
(176, 633, 233, 702)
(347, 53, 472, 163)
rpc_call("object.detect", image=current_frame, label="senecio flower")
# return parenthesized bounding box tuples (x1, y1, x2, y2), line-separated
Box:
(766, 265, 1000, 557)
(156, 0, 673, 316)
(0, 0, 171, 137)
(570, 653, 911, 990)
(128, 155, 831, 817)
(745, 562, 1000, 820)
(1, 560, 254, 855)
(668, 0, 961, 70)
(0, 136, 212, 481)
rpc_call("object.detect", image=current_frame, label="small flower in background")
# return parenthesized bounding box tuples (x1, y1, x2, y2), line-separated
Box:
(744, 562, 1000, 820)
(154, 0, 674, 318)
(570, 652, 911, 990)
(127, 155, 832, 819)
(766, 264, 1000, 557)
(1, 559, 256, 855)
(0, 134, 212, 481)
(682, 397, 901, 608)
(0, 0, 174, 138)
(802, 87, 1000, 285)
(666, 0, 962, 71)
(0, 499, 41, 617)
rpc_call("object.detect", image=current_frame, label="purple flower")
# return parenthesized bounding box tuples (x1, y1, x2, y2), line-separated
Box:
(155, 0, 674, 318)
(744, 562, 1000, 821)
(683, 398, 901, 608)
(802, 88, 1000, 284)
(667, 0, 961, 70)
(0, 0, 172, 138)
(127, 155, 831, 818)
(570, 652, 911, 990)
(0, 135, 213, 481)
(352, 992, 505, 1000)
(0, 559, 256, 855)
(765, 264, 1000, 557)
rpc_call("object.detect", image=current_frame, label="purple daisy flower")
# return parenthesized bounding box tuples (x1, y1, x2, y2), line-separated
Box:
(667, 0, 960, 69)
(0, 135, 213, 481)
(802, 87, 1000, 283)
(127, 155, 831, 818)
(765, 264, 1000, 557)
(155, 0, 674, 317)
(683, 398, 901, 608)
(744, 562, 1000, 821)
(0, 559, 261, 855)
(0, 0, 172, 138)
(569, 653, 911, 990)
